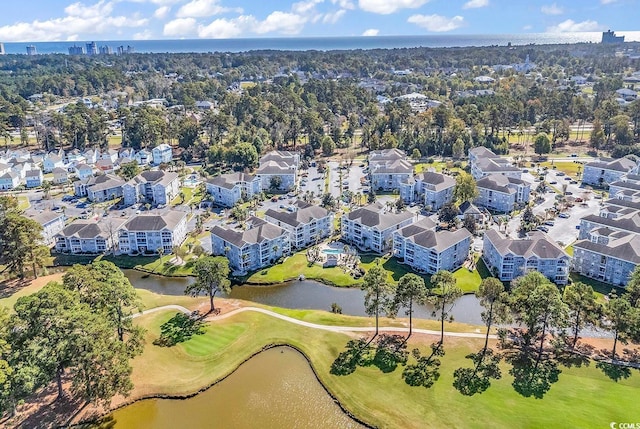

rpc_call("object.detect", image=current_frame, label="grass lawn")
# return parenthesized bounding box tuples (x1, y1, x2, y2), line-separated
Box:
(17, 196, 30, 211)
(414, 161, 467, 175)
(568, 272, 625, 297)
(126, 306, 640, 429)
(539, 161, 584, 177)
(49, 252, 196, 277)
(247, 250, 489, 293)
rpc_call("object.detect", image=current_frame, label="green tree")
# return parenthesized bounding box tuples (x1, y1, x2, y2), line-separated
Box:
(520, 205, 537, 232)
(590, 119, 605, 150)
(41, 180, 52, 199)
(534, 133, 551, 155)
(227, 142, 259, 169)
(601, 295, 636, 359)
(509, 272, 568, 357)
(477, 277, 508, 353)
(185, 256, 232, 313)
(429, 270, 463, 344)
(563, 282, 600, 349)
(438, 201, 459, 228)
(321, 135, 336, 156)
(462, 214, 477, 235)
(452, 138, 465, 159)
(453, 172, 478, 203)
(118, 161, 141, 181)
(269, 175, 283, 191)
(390, 273, 428, 337)
(361, 264, 393, 338)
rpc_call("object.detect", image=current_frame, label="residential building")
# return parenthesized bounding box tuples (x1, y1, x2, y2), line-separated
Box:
(211, 216, 291, 274)
(0, 172, 19, 190)
(95, 158, 116, 173)
(205, 172, 261, 208)
(368, 149, 413, 192)
(152, 143, 173, 165)
(415, 172, 456, 210)
(135, 149, 152, 165)
(578, 211, 640, 239)
(43, 154, 64, 173)
(582, 157, 637, 187)
(28, 211, 66, 245)
(25, 169, 43, 188)
(341, 202, 415, 254)
(256, 151, 299, 192)
(482, 229, 570, 284)
(54, 218, 125, 254)
(475, 174, 530, 213)
(264, 200, 334, 249)
(393, 218, 471, 274)
(469, 146, 521, 180)
(572, 228, 640, 287)
(52, 167, 69, 184)
(122, 170, 179, 207)
(457, 201, 485, 222)
(74, 163, 94, 180)
(74, 174, 125, 202)
(117, 211, 188, 254)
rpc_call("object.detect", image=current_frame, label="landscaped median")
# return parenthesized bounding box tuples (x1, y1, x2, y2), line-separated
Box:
(94, 298, 640, 429)
(246, 250, 490, 293)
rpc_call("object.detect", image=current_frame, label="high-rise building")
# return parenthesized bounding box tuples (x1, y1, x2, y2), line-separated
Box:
(0, 43, 5, 55)
(68, 45, 84, 55)
(86, 41, 98, 55)
(99, 45, 113, 55)
(26, 45, 37, 55)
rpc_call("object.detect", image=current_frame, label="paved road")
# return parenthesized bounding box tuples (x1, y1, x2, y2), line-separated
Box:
(132, 304, 496, 339)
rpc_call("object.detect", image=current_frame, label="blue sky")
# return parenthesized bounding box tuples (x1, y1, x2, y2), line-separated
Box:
(0, 0, 637, 42)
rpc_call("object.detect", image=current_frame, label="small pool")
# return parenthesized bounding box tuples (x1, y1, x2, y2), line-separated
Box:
(322, 248, 343, 255)
(183, 178, 200, 187)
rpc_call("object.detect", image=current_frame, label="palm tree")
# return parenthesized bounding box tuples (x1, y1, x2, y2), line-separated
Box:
(153, 246, 165, 274)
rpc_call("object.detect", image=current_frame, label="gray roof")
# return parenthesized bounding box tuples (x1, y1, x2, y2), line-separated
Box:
(29, 210, 64, 225)
(610, 180, 640, 192)
(122, 211, 186, 232)
(586, 157, 636, 172)
(395, 217, 437, 238)
(206, 172, 257, 190)
(469, 146, 498, 158)
(264, 200, 330, 227)
(458, 201, 482, 215)
(604, 198, 640, 211)
(369, 149, 406, 162)
(581, 212, 640, 234)
(485, 229, 569, 259)
(574, 231, 640, 264)
(128, 170, 179, 187)
(25, 169, 42, 177)
(256, 160, 296, 175)
(84, 174, 125, 192)
(0, 172, 18, 180)
(407, 227, 471, 252)
(259, 151, 299, 167)
(417, 172, 456, 191)
(474, 157, 520, 173)
(212, 216, 286, 247)
(52, 167, 67, 175)
(346, 202, 414, 229)
(370, 158, 413, 175)
(476, 174, 527, 194)
(57, 218, 125, 239)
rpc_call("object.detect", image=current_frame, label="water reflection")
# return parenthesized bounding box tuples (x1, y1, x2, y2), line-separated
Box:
(101, 346, 364, 429)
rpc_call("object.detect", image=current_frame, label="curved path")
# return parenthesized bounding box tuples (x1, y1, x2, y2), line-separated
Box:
(133, 304, 495, 340)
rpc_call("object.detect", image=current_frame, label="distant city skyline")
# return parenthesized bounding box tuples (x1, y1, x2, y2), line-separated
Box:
(0, 0, 637, 43)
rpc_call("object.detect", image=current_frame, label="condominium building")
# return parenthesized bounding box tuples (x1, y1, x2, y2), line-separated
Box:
(117, 211, 188, 254)
(264, 200, 334, 249)
(205, 172, 261, 208)
(54, 218, 125, 254)
(74, 174, 125, 202)
(482, 229, 570, 284)
(475, 174, 530, 213)
(369, 149, 413, 192)
(469, 147, 521, 180)
(393, 218, 471, 274)
(122, 170, 180, 207)
(211, 216, 291, 274)
(152, 144, 173, 165)
(256, 151, 299, 192)
(341, 202, 415, 254)
(415, 171, 456, 210)
(29, 211, 66, 245)
(582, 157, 637, 187)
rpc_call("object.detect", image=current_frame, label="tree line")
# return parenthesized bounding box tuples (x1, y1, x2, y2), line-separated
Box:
(332, 266, 640, 397)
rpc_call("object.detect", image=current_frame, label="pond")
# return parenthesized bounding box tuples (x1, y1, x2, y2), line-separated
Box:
(97, 346, 364, 429)
(124, 270, 486, 325)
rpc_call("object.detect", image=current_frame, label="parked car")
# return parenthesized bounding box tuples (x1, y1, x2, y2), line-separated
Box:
(570, 154, 578, 157)
(544, 221, 555, 226)
(570, 180, 578, 184)
(575, 225, 581, 229)
(537, 226, 549, 232)
(550, 181, 557, 184)
(564, 177, 572, 181)
(557, 172, 565, 176)
(558, 213, 570, 219)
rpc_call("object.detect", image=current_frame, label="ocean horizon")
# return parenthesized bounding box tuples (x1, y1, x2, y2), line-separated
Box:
(2, 31, 640, 55)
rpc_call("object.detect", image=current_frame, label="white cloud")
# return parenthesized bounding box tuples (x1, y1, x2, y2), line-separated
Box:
(541, 3, 563, 15)
(546, 19, 603, 32)
(133, 29, 154, 39)
(408, 14, 464, 32)
(462, 0, 488, 9)
(523, 24, 533, 30)
(197, 15, 256, 38)
(293, 0, 323, 15)
(256, 11, 307, 34)
(163, 17, 198, 36)
(601, 0, 617, 4)
(323, 9, 346, 24)
(154, 5, 171, 19)
(358, 0, 430, 15)
(177, 0, 241, 18)
(0, 1, 148, 42)
(332, 0, 355, 9)
(362, 28, 379, 36)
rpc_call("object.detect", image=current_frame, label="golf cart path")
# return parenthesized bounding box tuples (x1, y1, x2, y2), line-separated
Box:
(133, 304, 496, 339)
